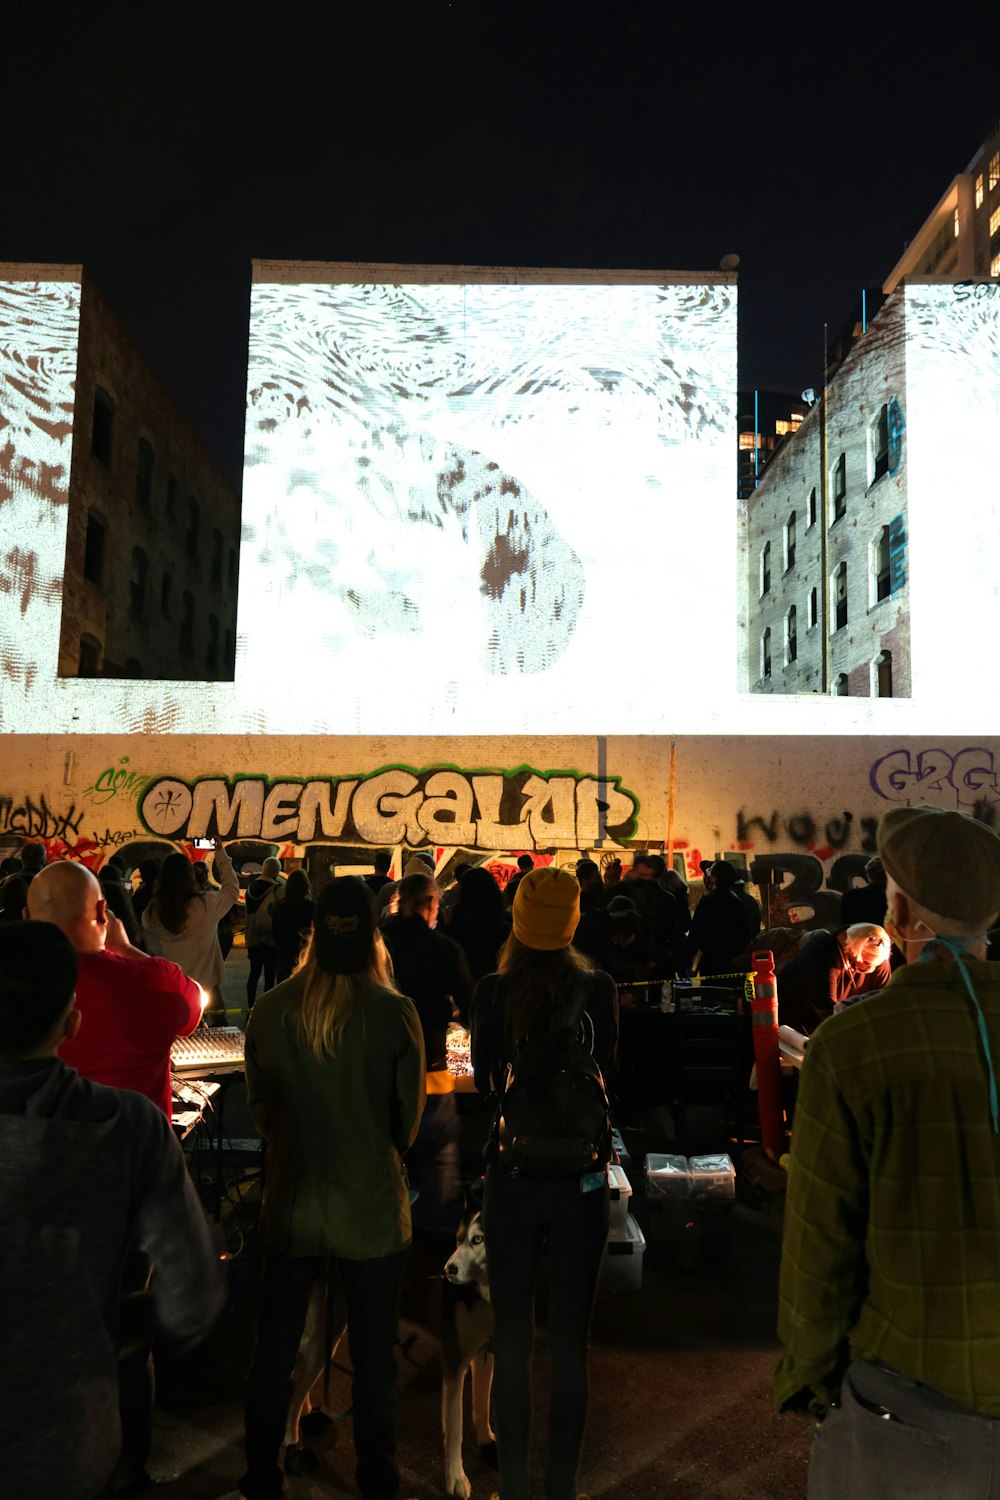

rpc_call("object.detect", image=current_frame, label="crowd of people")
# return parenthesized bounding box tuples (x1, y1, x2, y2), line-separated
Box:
(4, 812, 1000, 1499)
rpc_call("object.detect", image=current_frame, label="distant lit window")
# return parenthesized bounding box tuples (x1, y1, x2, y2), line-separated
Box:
(760, 541, 771, 596)
(872, 526, 891, 604)
(738, 432, 757, 451)
(977, 173, 985, 208)
(833, 561, 848, 631)
(135, 439, 154, 510)
(991, 152, 1000, 190)
(992, 252, 1000, 278)
(211, 528, 223, 585)
(808, 487, 817, 527)
(78, 634, 101, 677)
(91, 386, 114, 467)
(775, 419, 796, 436)
(832, 453, 847, 522)
(227, 546, 237, 586)
(180, 592, 194, 657)
(786, 605, 797, 665)
(809, 587, 817, 628)
(206, 613, 220, 675)
(785, 510, 796, 570)
(833, 673, 849, 697)
(185, 498, 200, 558)
(991, 206, 1000, 238)
(762, 627, 771, 680)
(954, 208, 961, 239)
(129, 547, 148, 617)
(875, 650, 893, 699)
(870, 405, 890, 485)
(160, 572, 172, 617)
(84, 509, 107, 585)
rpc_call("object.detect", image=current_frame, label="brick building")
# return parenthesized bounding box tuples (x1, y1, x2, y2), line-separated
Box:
(19, 268, 243, 680)
(741, 292, 910, 698)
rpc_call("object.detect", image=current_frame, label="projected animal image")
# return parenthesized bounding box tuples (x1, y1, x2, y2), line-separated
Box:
(240, 277, 733, 728)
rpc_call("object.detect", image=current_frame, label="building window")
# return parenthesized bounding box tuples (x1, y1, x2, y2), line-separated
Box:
(785, 510, 796, 570)
(870, 406, 890, 485)
(991, 206, 1000, 238)
(809, 587, 817, 628)
(135, 439, 154, 510)
(786, 605, 797, 665)
(833, 561, 848, 630)
(180, 592, 194, 657)
(760, 541, 771, 596)
(160, 572, 172, 617)
(832, 453, 847, 521)
(83, 509, 107, 585)
(185, 498, 200, 558)
(762, 627, 771, 680)
(977, 173, 985, 209)
(78, 634, 101, 676)
(227, 546, 237, 587)
(125, 658, 143, 678)
(211, 529, 223, 586)
(833, 673, 849, 697)
(91, 386, 115, 467)
(875, 650, 893, 698)
(808, 487, 817, 527)
(872, 526, 891, 604)
(991, 152, 1000, 191)
(166, 473, 177, 518)
(738, 432, 757, 451)
(206, 613, 220, 675)
(129, 547, 148, 618)
(992, 252, 1000, 278)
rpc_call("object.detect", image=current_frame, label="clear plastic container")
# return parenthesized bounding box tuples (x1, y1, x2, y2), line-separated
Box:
(644, 1152, 692, 1200)
(688, 1153, 736, 1200)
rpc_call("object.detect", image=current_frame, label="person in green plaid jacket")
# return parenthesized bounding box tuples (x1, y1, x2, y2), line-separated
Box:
(775, 804, 1000, 1498)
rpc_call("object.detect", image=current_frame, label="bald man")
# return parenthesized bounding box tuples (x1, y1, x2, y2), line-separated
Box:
(28, 862, 203, 1118)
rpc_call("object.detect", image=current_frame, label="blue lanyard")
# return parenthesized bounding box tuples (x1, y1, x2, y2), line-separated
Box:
(917, 936, 998, 1134)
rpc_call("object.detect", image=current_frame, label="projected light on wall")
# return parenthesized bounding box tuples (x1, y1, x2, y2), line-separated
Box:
(237, 265, 737, 734)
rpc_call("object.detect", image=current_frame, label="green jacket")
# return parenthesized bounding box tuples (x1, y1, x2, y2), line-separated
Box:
(245, 972, 426, 1260)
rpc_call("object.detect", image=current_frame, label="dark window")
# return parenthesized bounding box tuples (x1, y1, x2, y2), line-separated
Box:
(809, 487, 817, 527)
(135, 439, 154, 510)
(876, 651, 893, 698)
(78, 635, 101, 676)
(787, 606, 797, 664)
(832, 452, 847, 522)
(809, 587, 818, 628)
(160, 571, 172, 617)
(125, 658, 143, 678)
(227, 546, 237, 587)
(180, 592, 194, 657)
(91, 386, 115, 467)
(786, 511, 796, 571)
(874, 525, 891, 601)
(165, 473, 177, 518)
(185, 498, 200, 558)
(762, 627, 771, 679)
(834, 561, 848, 630)
(83, 510, 106, 584)
(206, 613, 220, 675)
(761, 541, 771, 596)
(211, 529, 223, 586)
(129, 547, 148, 617)
(871, 405, 890, 485)
(834, 673, 849, 697)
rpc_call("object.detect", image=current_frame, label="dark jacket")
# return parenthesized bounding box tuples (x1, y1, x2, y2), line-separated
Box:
(777, 928, 892, 1034)
(0, 1059, 223, 1500)
(470, 966, 619, 1097)
(447, 905, 512, 983)
(271, 895, 315, 969)
(685, 888, 754, 976)
(382, 915, 474, 1069)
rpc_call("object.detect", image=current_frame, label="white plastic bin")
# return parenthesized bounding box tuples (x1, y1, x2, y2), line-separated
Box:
(601, 1212, 646, 1292)
(607, 1163, 633, 1233)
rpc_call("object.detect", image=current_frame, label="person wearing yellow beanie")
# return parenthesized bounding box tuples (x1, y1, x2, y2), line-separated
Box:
(470, 865, 618, 1500)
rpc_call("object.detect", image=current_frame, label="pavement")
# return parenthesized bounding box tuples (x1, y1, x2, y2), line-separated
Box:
(146, 945, 813, 1500)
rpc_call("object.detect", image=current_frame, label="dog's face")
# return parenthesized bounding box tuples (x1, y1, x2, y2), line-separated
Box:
(444, 1208, 489, 1295)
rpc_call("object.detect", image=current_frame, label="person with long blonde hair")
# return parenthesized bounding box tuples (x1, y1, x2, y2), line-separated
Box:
(241, 877, 425, 1500)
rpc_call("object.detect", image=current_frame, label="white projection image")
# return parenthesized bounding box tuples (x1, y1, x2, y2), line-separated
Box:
(238, 266, 737, 734)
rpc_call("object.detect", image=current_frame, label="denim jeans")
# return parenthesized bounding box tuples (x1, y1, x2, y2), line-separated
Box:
(241, 1247, 407, 1500)
(809, 1359, 1000, 1500)
(483, 1164, 608, 1500)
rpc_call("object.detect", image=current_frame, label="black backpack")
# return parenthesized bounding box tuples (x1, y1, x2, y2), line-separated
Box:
(494, 978, 612, 1179)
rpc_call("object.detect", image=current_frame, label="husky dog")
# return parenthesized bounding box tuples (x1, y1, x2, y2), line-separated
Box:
(285, 1199, 495, 1499)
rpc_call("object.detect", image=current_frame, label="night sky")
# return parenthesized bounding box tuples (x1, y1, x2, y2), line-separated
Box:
(5, 1, 998, 489)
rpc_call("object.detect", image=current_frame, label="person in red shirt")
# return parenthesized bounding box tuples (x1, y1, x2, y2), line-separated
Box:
(28, 861, 204, 1116)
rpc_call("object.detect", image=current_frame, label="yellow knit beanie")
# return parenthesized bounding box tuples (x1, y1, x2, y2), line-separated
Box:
(512, 866, 581, 950)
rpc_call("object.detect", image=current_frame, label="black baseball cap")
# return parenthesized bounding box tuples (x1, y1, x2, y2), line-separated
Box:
(313, 877, 377, 976)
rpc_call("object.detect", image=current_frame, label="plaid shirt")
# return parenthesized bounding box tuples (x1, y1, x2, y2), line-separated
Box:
(775, 959, 1000, 1418)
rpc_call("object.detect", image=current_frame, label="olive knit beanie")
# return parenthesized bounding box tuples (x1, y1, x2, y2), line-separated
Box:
(512, 866, 581, 950)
